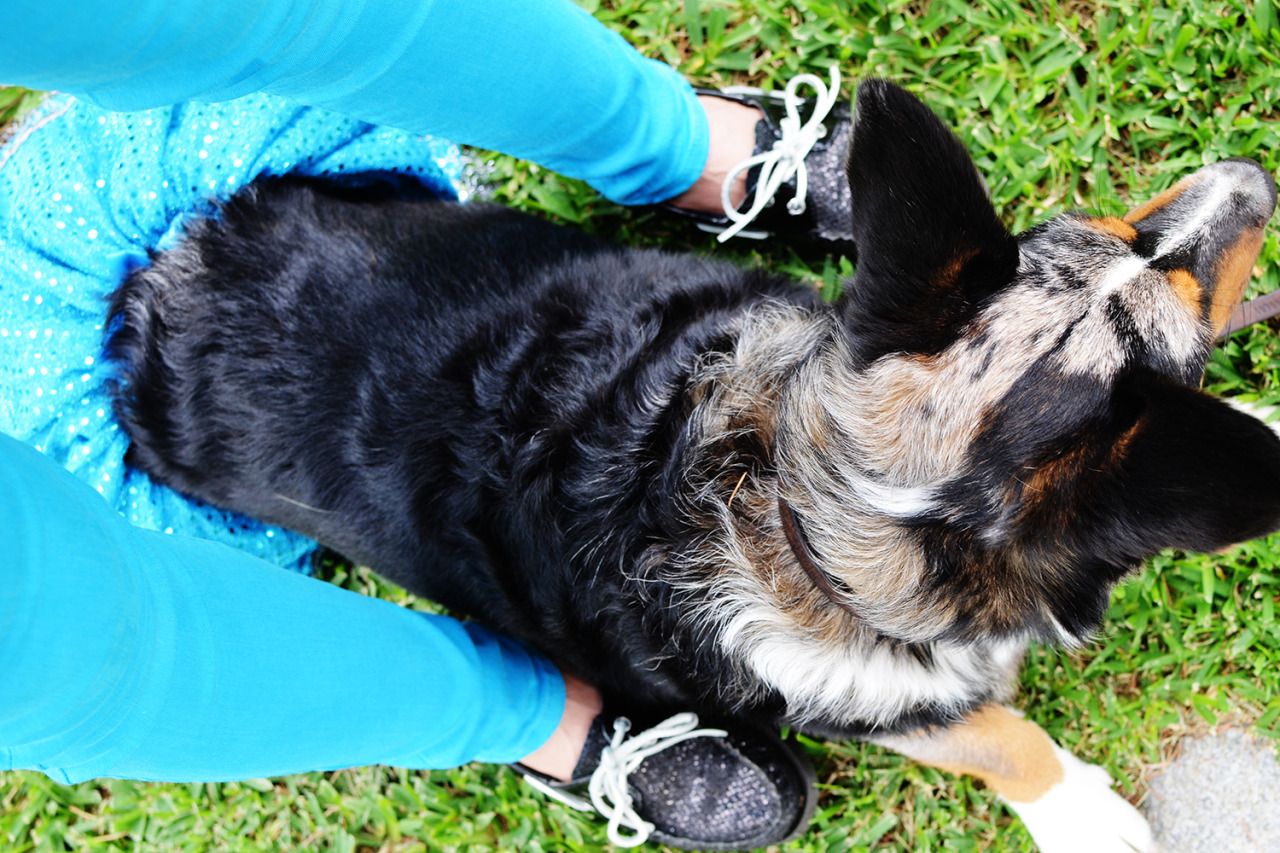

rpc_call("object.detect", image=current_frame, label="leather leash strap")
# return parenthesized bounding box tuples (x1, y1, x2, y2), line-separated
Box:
(1220, 291, 1280, 340)
(777, 495, 860, 618)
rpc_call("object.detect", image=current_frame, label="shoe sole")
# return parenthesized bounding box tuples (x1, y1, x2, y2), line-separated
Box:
(647, 732, 820, 852)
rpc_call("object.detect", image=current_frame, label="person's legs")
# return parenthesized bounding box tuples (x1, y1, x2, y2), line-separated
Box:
(0, 0, 719, 206)
(0, 4, 820, 841)
(0, 433, 566, 784)
(0, 431, 816, 850)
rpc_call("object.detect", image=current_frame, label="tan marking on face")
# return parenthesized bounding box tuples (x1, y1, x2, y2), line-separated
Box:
(1017, 447, 1084, 504)
(1105, 416, 1145, 470)
(1089, 216, 1139, 242)
(935, 246, 981, 288)
(1209, 228, 1267, 334)
(878, 704, 1066, 803)
(1017, 412, 1149, 524)
(1166, 268, 1203, 319)
(1123, 177, 1195, 225)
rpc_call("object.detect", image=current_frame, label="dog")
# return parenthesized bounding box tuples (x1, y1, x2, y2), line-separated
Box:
(103, 79, 1280, 852)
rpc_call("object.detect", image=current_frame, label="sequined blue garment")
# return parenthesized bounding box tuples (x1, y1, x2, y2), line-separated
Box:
(0, 94, 464, 572)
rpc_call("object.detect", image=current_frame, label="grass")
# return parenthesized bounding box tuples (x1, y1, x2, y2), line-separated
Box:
(4, 0, 1280, 849)
(0, 87, 41, 135)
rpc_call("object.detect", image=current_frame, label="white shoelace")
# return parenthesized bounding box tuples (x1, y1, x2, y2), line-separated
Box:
(587, 712, 729, 847)
(716, 66, 842, 242)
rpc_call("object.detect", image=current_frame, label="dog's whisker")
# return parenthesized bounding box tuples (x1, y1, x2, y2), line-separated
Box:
(272, 493, 333, 513)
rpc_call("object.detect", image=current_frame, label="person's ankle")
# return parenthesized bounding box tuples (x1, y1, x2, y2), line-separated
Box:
(516, 672, 602, 781)
(666, 95, 761, 216)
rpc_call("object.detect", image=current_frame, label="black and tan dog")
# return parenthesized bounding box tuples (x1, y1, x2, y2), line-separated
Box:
(105, 80, 1280, 851)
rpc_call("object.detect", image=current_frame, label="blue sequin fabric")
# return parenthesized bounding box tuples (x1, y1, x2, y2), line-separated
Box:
(0, 94, 464, 573)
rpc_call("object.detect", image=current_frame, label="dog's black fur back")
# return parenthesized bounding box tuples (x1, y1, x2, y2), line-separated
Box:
(108, 177, 817, 719)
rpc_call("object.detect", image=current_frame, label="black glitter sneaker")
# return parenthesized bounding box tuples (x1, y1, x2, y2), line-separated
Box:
(664, 67, 855, 256)
(513, 712, 817, 851)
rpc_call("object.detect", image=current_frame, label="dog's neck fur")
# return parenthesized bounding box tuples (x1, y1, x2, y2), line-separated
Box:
(665, 301, 1030, 732)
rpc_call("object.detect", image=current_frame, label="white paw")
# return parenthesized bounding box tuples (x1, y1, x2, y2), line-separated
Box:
(1005, 746, 1158, 853)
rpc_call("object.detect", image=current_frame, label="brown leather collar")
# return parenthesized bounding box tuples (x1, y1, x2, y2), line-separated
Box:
(777, 495, 860, 617)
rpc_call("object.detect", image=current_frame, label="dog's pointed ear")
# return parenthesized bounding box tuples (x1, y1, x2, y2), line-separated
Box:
(1104, 378, 1280, 554)
(839, 80, 1019, 361)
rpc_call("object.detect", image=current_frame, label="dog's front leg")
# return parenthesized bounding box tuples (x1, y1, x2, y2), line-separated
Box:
(870, 704, 1157, 853)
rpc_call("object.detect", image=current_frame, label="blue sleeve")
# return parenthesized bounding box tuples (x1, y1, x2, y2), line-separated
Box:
(0, 434, 565, 783)
(0, 0, 707, 205)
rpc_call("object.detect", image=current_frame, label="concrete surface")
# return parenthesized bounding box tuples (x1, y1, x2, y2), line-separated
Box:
(1144, 728, 1280, 853)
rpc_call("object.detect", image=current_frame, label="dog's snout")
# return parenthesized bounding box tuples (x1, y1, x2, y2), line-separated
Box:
(1125, 158, 1276, 252)
(1214, 157, 1278, 218)
(1122, 158, 1275, 336)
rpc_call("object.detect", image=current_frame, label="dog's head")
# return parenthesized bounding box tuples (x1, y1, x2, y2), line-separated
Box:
(772, 80, 1280, 649)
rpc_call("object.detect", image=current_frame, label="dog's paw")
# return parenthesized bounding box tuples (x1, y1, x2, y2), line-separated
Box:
(1004, 746, 1158, 853)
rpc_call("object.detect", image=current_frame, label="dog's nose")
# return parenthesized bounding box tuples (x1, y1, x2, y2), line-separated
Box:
(1125, 158, 1276, 256)
(1124, 158, 1276, 335)
(1225, 156, 1279, 209)
(1189, 157, 1278, 216)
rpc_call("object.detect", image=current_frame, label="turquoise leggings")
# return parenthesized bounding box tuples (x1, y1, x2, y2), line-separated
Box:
(0, 0, 708, 207)
(0, 0, 709, 782)
(0, 433, 564, 784)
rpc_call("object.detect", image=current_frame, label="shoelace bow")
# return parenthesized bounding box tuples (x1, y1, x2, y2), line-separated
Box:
(588, 712, 729, 847)
(717, 66, 842, 242)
